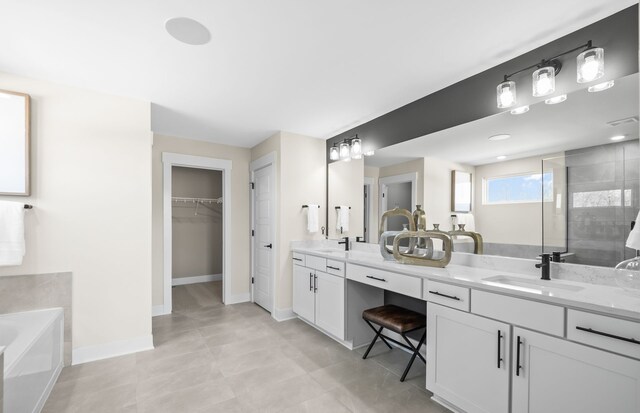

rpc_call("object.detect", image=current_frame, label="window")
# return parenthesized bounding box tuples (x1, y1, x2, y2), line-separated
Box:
(572, 189, 632, 208)
(483, 172, 553, 204)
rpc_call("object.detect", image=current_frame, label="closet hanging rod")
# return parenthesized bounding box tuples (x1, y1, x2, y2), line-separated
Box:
(335, 206, 351, 210)
(24, 204, 33, 209)
(302, 205, 320, 208)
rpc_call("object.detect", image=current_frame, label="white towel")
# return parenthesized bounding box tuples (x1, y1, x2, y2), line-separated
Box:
(337, 206, 349, 233)
(456, 213, 475, 232)
(0, 201, 26, 266)
(627, 210, 640, 250)
(307, 204, 319, 233)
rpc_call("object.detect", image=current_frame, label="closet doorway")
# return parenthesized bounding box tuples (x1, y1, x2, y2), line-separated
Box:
(162, 153, 232, 315)
(379, 173, 418, 232)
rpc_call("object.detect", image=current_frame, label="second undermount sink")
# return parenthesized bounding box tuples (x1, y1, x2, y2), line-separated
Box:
(482, 275, 584, 294)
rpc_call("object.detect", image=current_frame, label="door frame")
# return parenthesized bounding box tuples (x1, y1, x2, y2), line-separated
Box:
(364, 177, 375, 242)
(250, 152, 277, 314)
(379, 172, 418, 231)
(161, 152, 232, 315)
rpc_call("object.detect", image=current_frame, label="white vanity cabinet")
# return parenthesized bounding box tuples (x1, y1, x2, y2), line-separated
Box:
(292, 254, 345, 340)
(426, 303, 510, 413)
(512, 327, 640, 413)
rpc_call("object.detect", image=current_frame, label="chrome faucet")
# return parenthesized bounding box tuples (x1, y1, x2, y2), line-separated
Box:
(338, 236, 350, 251)
(536, 253, 551, 280)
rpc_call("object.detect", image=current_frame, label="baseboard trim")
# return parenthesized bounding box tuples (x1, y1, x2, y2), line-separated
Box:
(72, 334, 154, 365)
(152, 305, 170, 317)
(225, 292, 251, 305)
(272, 307, 296, 321)
(172, 274, 222, 286)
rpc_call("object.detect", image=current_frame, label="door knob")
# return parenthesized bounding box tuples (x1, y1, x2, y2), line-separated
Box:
(264, 243, 273, 249)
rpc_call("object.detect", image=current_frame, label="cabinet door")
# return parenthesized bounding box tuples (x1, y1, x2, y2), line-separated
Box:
(292, 265, 315, 323)
(426, 302, 510, 413)
(315, 271, 345, 340)
(513, 327, 640, 413)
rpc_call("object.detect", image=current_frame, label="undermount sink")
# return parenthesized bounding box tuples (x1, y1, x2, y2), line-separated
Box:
(482, 275, 584, 294)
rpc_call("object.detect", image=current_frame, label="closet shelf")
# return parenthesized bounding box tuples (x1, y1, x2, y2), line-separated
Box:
(172, 196, 223, 205)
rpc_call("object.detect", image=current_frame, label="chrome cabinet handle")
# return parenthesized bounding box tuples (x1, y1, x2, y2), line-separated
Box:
(366, 275, 386, 282)
(428, 291, 460, 301)
(576, 326, 640, 345)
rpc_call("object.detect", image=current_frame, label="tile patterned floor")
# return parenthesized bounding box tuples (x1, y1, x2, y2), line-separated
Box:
(43, 282, 450, 412)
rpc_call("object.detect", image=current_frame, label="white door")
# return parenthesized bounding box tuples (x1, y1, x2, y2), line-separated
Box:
(315, 271, 345, 340)
(253, 165, 274, 312)
(292, 264, 315, 323)
(513, 327, 640, 413)
(426, 303, 510, 413)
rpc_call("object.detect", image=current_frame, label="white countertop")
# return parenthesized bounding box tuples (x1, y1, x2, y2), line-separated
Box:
(292, 246, 640, 322)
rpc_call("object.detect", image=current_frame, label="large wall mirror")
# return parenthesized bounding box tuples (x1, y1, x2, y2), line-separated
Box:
(0, 89, 30, 196)
(327, 27, 639, 268)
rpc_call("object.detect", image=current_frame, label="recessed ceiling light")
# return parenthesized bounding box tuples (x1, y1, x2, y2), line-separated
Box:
(510, 106, 529, 115)
(496, 155, 507, 160)
(488, 134, 511, 141)
(588, 80, 614, 92)
(610, 135, 626, 141)
(165, 17, 211, 45)
(545, 94, 567, 105)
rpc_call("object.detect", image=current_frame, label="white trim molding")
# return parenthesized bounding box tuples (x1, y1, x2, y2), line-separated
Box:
(72, 335, 154, 365)
(225, 292, 251, 305)
(272, 307, 296, 322)
(172, 274, 222, 286)
(152, 305, 169, 317)
(162, 152, 233, 313)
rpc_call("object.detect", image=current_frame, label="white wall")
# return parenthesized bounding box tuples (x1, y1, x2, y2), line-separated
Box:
(251, 132, 326, 314)
(152, 134, 252, 306)
(0, 72, 153, 355)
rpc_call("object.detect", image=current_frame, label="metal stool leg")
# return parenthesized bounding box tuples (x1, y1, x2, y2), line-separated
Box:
(400, 330, 427, 382)
(363, 320, 393, 355)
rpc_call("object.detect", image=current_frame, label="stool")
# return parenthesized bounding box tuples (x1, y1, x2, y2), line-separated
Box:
(362, 304, 426, 382)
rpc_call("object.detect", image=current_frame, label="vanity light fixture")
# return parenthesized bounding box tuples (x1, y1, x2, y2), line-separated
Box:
(588, 80, 614, 92)
(496, 40, 604, 108)
(610, 135, 626, 141)
(329, 145, 339, 161)
(544, 94, 567, 105)
(339, 141, 350, 160)
(488, 134, 511, 141)
(510, 106, 530, 115)
(577, 44, 604, 83)
(350, 136, 362, 159)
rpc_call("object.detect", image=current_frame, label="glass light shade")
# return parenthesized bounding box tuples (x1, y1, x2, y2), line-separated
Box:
(577, 47, 604, 83)
(339, 142, 350, 159)
(588, 80, 614, 92)
(496, 81, 516, 108)
(615, 256, 640, 291)
(350, 138, 362, 159)
(532, 67, 556, 97)
(544, 94, 567, 105)
(510, 105, 529, 115)
(329, 145, 339, 161)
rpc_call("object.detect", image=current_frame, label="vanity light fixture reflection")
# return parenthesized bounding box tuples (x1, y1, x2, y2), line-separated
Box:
(610, 135, 626, 141)
(488, 134, 511, 141)
(363, 150, 375, 157)
(588, 80, 614, 92)
(545, 94, 567, 105)
(496, 155, 507, 160)
(510, 105, 530, 115)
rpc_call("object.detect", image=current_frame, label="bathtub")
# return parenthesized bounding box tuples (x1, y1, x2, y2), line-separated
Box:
(0, 308, 64, 413)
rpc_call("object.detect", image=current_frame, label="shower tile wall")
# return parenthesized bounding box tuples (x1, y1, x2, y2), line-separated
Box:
(0, 272, 72, 365)
(566, 141, 639, 267)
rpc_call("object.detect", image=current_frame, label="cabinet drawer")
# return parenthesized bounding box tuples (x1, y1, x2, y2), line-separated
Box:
(292, 252, 305, 266)
(347, 264, 422, 298)
(424, 280, 470, 312)
(471, 290, 564, 336)
(305, 255, 327, 272)
(326, 259, 345, 277)
(567, 310, 640, 360)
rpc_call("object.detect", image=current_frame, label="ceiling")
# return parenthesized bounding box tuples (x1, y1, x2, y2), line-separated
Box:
(366, 74, 639, 167)
(0, 1, 636, 147)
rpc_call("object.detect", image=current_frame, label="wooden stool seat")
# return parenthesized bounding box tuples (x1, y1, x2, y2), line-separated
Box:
(361, 304, 427, 382)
